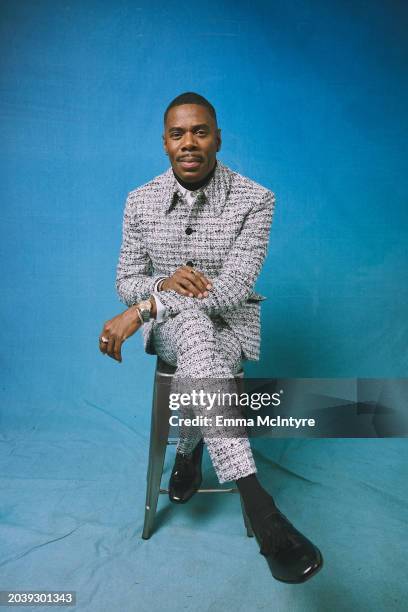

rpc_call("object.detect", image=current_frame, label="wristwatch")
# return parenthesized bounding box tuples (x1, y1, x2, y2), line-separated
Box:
(137, 298, 153, 323)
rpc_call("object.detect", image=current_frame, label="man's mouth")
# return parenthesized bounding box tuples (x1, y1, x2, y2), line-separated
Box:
(178, 157, 202, 169)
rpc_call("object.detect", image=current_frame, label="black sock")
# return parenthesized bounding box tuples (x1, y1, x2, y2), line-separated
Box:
(236, 474, 295, 555)
(236, 474, 277, 521)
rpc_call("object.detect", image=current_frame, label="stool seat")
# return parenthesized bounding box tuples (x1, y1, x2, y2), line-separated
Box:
(156, 356, 244, 377)
(141, 357, 253, 539)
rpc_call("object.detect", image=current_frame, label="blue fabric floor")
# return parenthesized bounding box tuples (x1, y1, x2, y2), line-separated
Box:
(1, 399, 407, 611)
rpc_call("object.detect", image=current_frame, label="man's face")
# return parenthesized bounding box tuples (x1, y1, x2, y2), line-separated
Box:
(163, 104, 221, 183)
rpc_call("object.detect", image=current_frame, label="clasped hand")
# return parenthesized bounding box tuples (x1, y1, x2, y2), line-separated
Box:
(161, 265, 213, 298)
(99, 266, 213, 362)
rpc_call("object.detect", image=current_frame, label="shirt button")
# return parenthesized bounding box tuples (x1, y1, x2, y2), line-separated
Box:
(185, 227, 194, 235)
(186, 261, 194, 267)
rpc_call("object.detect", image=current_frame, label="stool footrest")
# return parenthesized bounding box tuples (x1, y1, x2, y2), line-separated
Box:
(159, 487, 239, 494)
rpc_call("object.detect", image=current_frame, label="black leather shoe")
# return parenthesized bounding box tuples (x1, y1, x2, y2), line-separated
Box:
(168, 439, 204, 504)
(250, 508, 323, 583)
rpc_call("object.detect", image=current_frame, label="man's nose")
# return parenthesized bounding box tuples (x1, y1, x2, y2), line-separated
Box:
(181, 131, 197, 149)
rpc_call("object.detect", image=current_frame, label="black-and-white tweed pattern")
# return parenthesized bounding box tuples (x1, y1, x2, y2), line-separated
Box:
(152, 308, 257, 483)
(115, 160, 276, 362)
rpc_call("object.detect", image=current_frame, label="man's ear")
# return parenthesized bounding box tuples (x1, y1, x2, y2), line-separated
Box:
(216, 128, 222, 152)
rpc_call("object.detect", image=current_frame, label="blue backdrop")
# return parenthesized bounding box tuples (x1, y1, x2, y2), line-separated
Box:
(1, 1, 407, 611)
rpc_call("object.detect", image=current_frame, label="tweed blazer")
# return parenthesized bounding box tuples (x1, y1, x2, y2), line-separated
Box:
(115, 160, 276, 361)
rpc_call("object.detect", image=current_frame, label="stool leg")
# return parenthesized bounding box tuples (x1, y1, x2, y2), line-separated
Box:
(236, 375, 253, 537)
(142, 374, 171, 539)
(239, 494, 254, 538)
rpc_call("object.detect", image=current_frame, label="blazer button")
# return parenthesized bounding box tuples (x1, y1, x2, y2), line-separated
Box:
(186, 261, 194, 267)
(185, 227, 194, 235)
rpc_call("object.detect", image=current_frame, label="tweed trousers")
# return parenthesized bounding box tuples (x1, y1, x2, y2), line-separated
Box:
(151, 307, 257, 483)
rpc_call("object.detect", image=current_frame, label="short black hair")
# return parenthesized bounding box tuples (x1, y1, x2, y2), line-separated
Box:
(164, 92, 217, 125)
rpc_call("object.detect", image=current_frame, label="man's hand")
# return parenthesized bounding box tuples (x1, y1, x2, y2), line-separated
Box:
(161, 266, 213, 298)
(99, 306, 142, 362)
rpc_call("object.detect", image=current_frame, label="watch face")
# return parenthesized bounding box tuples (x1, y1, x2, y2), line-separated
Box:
(140, 300, 151, 321)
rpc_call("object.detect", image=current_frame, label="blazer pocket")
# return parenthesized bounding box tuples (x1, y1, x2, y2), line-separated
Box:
(246, 292, 267, 303)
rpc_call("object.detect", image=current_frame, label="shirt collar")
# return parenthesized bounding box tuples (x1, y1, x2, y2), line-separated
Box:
(176, 183, 198, 199)
(163, 159, 232, 217)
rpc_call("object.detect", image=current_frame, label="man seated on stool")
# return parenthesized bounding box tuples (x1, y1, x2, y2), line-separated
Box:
(99, 92, 323, 584)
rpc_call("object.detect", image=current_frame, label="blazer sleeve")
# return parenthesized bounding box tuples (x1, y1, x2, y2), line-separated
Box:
(115, 193, 167, 305)
(156, 189, 276, 317)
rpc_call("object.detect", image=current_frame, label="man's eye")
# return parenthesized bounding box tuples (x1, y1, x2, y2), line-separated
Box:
(171, 132, 182, 139)
(196, 130, 207, 136)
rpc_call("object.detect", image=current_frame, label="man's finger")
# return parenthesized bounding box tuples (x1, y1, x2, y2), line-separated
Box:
(186, 269, 208, 293)
(182, 266, 212, 290)
(178, 270, 208, 296)
(174, 281, 195, 297)
(196, 271, 213, 290)
(113, 336, 123, 363)
(107, 334, 116, 360)
(189, 274, 210, 297)
(178, 277, 204, 297)
(99, 332, 109, 354)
